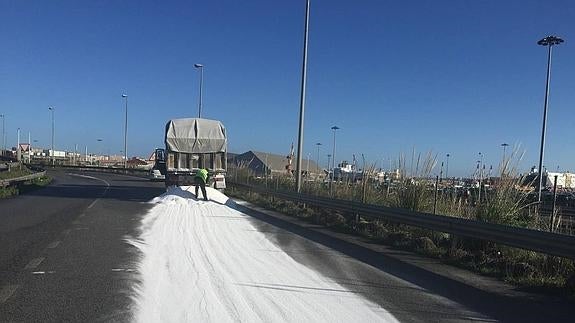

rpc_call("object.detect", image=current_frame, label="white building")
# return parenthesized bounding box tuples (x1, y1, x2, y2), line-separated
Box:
(545, 172, 575, 189)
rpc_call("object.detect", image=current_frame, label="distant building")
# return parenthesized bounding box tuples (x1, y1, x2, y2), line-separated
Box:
(521, 168, 575, 189)
(545, 172, 575, 189)
(127, 157, 150, 169)
(43, 149, 66, 157)
(232, 151, 319, 177)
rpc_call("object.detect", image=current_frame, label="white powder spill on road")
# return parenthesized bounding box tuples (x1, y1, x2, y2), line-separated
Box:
(129, 186, 398, 322)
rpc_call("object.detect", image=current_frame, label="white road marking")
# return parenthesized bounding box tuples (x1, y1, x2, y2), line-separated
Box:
(112, 268, 136, 272)
(87, 199, 98, 209)
(68, 173, 111, 210)
(32, 271, 56, 275)
(464, 317, 498, 322)
(47, 241, 61, 249)
(24, 257, 45, 270)
(0, 285, 19, 303)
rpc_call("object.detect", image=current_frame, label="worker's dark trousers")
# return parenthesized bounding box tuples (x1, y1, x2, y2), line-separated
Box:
(195, 177, 208, 201)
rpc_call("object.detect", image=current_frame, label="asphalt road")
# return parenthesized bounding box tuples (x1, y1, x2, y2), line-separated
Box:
(0, 169, 165, 322)
(231, 202, 575, 323)
(1, 170, 574, 322)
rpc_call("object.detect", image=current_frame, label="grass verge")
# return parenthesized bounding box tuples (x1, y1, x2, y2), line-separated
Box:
(227, 186, 575, 298)
(0, 176, 52, 198)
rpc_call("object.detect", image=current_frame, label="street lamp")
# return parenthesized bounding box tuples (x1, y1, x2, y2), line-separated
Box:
(331, 126, 339, 170)
(122, 94, 128, 169)
(28, 132, 31, 163)
(479, 152, 483, 177)
(0, 114, 4, 156)
(330, 125, 340, 194)
(478, 152, 483, 203)
(315, 142, 321, 174)
(33, 139, 38, 162)
(48, 107, 55, 166)
(17, 127, 20, 161)
(446, 153, 450, 180)
(295, 0, 311, 193)
(501, 143, 509, 172)
(536, 35, 564, 203)
(96, 139, 103, 165)
(194, 63, 204, 118)
(501, 143, 509, 160)
(440, 161, 444, 182)
(306, 152, 311, 176)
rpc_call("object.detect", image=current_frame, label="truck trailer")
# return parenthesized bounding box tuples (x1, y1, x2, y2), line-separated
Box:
(161, 118, 227, 189)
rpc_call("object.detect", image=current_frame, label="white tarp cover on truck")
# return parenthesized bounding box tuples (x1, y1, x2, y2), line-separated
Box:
(165, 118, 227, 153)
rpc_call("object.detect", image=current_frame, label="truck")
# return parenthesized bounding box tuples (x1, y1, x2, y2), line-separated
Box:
(157, 118, 227, 189)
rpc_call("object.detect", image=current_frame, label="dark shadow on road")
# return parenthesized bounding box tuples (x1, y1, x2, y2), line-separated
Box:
(24, 184, 165, 203)
(229, 202, 575, 323)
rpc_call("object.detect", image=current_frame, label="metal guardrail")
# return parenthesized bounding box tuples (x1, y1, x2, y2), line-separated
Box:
(0, 171, 47, 187)
(231, 182, 575, 260)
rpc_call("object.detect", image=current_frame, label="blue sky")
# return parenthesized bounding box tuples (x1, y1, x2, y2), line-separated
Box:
(1, 0, 574, 177)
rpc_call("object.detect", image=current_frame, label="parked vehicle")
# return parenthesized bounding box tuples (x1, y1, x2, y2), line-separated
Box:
(159, 118, 227, 189)
(149, 168, 165, 181)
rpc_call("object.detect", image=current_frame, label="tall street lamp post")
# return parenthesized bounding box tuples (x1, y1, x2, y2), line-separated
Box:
(315, 142, 321, 175)
(194, 63, 204, 118)
(536, 35, 564, 203)
(28, 132, 31, 163)
(0, 114, 4, 156)
(330, 125, 339, 194)
(97, 139, 103, 165)
(122, 94, 128, 169)
(440, 161, 444, 182)
(49, 107, 55, 166)
(501, 143, 509, 173)
(501, 143, 509, 160)
(295, 0, 311, 193)
(477, 152, 483, 203)
(17, 127, 20, 162)
(445, 153, 450, 180)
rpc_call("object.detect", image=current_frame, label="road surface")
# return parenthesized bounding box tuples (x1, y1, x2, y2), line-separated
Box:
(1, 170, 574, 322)
(0, 169, 164, 322)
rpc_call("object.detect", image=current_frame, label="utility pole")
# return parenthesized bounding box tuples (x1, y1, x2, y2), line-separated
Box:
(330, 125, 339, 195)
(17, 128, 21, 162)
(28, 132, 31, 163)
(536, 35, 564, 203)
(315, 142, 321, 175)
(0, 114, 5, 156)
(194, 64, 204, 118)
(295, 0, 311, 193)
(49, 107, 55, 166)
(122, 94, 128, 169)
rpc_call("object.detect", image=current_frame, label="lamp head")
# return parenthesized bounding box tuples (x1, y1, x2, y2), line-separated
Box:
(537, 35, 564, 46)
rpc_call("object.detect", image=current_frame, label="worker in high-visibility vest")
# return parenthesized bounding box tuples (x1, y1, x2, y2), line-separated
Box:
(195, 168, 209, 201)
